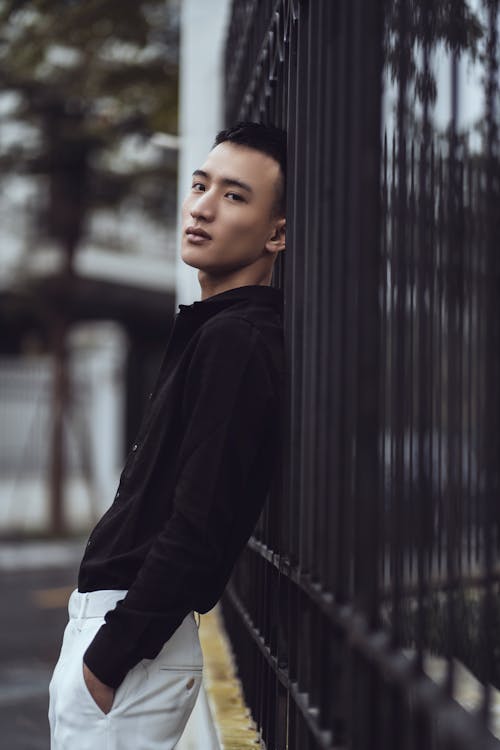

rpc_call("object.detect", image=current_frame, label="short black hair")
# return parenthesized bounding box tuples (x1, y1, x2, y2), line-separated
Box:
(212, 121, 286, 217)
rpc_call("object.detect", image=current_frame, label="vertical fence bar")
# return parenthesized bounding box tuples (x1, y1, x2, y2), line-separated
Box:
(480, 0, 499, 729)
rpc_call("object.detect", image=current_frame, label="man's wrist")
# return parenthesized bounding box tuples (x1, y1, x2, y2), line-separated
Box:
(83, 658, 114, 690)
(83, 626, 134, 690)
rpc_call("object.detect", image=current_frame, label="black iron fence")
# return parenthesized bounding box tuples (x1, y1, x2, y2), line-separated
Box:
(221, 1, 500, 748)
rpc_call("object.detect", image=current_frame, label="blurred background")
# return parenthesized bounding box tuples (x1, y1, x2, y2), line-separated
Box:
(0, 1, 231, 746)
(0, 0, 181, 538)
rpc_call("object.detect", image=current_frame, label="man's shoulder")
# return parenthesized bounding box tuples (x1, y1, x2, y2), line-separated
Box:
(197, 309, 285, 386)
(198, 312, 257, 339)
(196, 311, 283, 364)
(200, 304, 283, 341)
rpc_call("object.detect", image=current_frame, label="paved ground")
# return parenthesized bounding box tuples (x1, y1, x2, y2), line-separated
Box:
(0, 538, 86, 750)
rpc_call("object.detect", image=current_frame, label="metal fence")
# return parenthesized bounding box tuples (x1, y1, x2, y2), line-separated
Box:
(221, 1, 500, 748)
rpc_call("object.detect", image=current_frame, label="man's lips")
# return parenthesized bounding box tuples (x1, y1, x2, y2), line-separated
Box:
(185, 226, 212, 243)
(186, 234, 211, 244)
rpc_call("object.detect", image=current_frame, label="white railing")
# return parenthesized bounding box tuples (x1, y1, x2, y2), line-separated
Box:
(0, 324, 125, 533)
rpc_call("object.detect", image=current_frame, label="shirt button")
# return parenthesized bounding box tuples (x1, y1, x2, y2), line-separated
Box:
(132, 443, 138, 452)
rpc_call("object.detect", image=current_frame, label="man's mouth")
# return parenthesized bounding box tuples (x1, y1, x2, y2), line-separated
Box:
(185, 226, 212, 243)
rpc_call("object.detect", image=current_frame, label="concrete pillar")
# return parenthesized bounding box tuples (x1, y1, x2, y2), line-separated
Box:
(176, 0, 232, 309)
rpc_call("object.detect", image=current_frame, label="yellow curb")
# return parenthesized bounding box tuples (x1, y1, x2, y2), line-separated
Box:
(198, 605, 262, 749)
(32, 585, 74, 609)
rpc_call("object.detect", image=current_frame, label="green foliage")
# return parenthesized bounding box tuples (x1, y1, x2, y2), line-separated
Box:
(384, 0, 484, 104)
(395, 585, 500, 689)
(0, 0, 179, 244)
(0, 0, 179, 132)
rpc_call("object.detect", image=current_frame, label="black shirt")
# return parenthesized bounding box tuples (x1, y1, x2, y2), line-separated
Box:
(79, 283, 284, 689)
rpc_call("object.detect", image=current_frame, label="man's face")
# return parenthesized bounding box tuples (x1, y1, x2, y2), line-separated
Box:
(181, 141, 284, 276)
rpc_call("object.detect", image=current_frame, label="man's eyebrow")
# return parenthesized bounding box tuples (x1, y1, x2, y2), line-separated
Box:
(192, 169, 254, 195)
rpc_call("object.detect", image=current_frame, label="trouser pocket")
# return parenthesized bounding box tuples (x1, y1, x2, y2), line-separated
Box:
(50, 619, 146, 724)
(78, 651, 146, 719)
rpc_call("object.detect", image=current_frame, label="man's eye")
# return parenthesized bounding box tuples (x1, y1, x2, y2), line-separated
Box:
(227, 192, 244, 201)
(192, 182, 205, 191)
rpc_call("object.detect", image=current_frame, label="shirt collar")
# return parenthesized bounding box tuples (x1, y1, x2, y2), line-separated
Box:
(177, 284, 283, 316)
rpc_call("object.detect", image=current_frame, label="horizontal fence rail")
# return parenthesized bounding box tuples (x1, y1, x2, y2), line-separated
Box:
(222, 1, 500, 748)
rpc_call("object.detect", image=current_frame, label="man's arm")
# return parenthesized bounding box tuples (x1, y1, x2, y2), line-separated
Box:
(83, 316, 280, 689)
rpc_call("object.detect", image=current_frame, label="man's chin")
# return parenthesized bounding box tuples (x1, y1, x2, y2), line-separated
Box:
(180, 247, 202, 269)
(181, 256, 200, 270)
(181, 255, 216, 273)
(181, 248, 219, 273)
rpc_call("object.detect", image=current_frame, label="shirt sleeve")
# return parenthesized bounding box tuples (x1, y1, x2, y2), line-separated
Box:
(83, 316, 279, 688)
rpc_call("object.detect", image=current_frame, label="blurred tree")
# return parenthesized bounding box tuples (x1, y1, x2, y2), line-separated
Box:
(0, 0, 179, 535)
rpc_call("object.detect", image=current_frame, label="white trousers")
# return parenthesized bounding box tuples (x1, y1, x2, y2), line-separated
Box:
(48, 588, 203, 750)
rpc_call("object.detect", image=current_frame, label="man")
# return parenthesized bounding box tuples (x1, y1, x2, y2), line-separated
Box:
(48, 120, 286, 749)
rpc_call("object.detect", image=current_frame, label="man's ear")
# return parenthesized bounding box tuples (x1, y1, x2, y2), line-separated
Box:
(265, 217, 286, 254)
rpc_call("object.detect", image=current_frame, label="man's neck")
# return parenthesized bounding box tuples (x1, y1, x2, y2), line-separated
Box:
(199, 274, 271, 301)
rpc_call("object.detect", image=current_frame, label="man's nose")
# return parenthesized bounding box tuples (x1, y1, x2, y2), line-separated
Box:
(190, 191, 215, 221)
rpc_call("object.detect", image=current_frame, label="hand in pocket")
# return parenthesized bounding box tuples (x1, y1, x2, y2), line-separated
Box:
(82, 661, 116, 715)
